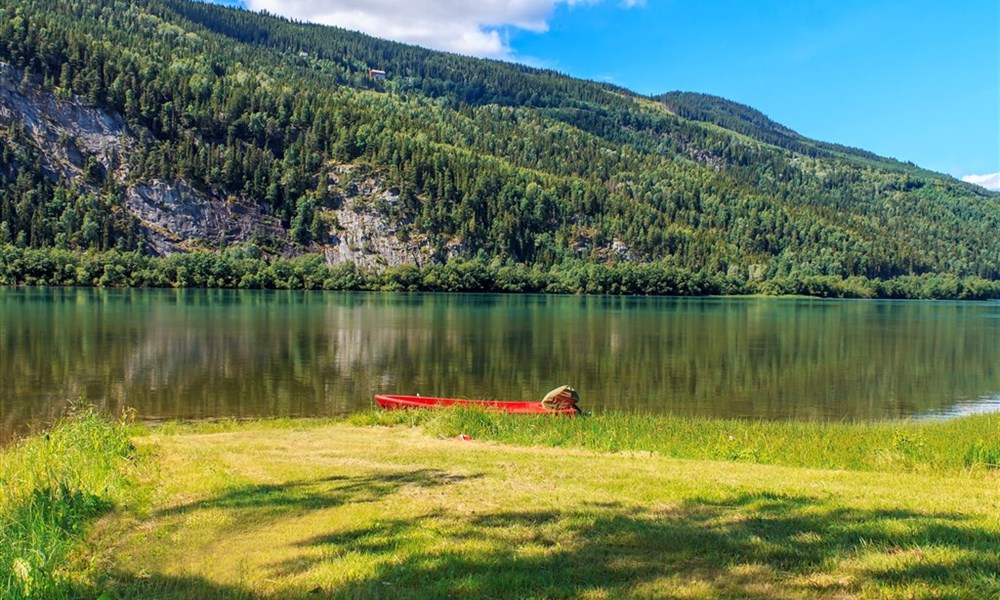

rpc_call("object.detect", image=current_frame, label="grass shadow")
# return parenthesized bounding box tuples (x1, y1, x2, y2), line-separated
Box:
(93, 468, 999, 599)
(277, 491, 1000, 599)
(77, 573, 270, 600)
(156, 468, 482, 526)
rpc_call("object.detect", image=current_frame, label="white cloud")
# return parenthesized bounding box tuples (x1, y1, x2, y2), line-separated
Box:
(242, 0, 626, 59)
(961, 172, 1000, 191)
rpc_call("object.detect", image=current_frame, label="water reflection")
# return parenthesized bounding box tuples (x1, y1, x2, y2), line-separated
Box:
(2, 289, 999, 440)
(916, 394, 1000, 421)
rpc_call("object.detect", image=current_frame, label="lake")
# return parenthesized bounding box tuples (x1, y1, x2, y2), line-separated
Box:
(2, 288, 999, 441)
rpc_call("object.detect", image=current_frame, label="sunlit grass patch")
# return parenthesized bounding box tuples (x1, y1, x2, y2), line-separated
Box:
(373, 408, 1000, 474)
(78, 422, 999, 599)
(5, 412, 998, 598)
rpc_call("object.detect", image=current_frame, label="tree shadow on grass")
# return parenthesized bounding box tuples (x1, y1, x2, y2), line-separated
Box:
(77, 469, 485, 599)
(278, 491, 1000, 599)
(82, 478, 999, 599)
(156, 468, 481, 527)
(78, 573, 269, 600)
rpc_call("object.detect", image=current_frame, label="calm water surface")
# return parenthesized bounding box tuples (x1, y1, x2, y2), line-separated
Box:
(2, 288, 999, 440)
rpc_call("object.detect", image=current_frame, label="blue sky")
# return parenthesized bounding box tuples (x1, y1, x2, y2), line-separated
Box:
(212, 0, 998, 185)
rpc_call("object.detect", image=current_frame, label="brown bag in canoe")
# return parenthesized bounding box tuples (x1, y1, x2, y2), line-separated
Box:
(541, 385, 581, 411)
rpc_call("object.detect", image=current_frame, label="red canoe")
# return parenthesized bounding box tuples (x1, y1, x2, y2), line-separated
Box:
(374, 394, 581, 415)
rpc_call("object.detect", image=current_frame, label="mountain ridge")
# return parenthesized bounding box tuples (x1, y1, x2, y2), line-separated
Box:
(655, 91, 877, 163)
(1, 0, 998, 296)
(191, 1, 945, 176)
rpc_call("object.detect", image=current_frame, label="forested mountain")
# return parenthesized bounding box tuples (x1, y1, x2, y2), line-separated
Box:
(656, 92, 885, 163)
(1, 0, 998, 297)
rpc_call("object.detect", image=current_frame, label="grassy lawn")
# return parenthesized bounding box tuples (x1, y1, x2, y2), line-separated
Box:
(2, 412, 998, 599)
(74, 418, 999, 599)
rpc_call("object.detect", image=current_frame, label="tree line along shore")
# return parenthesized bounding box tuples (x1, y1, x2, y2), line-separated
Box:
(3, 245, 999, 299)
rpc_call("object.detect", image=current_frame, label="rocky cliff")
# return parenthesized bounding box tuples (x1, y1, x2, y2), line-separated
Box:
(1, 62, 437, 264)
(318, 165, 465, 269)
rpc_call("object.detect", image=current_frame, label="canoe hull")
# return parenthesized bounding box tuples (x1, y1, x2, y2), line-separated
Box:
(374, 394, 579, 415)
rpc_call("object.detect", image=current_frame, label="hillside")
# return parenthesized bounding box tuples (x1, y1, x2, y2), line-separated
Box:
(656, 92, 886, 163)
(1, 0, 998, 295)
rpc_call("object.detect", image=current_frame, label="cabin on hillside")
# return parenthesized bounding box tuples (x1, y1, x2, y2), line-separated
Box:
(368, 69, 387, 80)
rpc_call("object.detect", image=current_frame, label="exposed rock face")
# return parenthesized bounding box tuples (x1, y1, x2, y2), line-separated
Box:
(0, 63, 456, 265)
(0, 62, 292, 255)
(125, 181, 285, 255)
(322, 197, 434, 269)
(318, 165, 463, 269)
(0, 62, 131, 180)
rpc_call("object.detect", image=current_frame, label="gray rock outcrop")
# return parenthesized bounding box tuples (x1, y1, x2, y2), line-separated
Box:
(0, 62, 457, 265)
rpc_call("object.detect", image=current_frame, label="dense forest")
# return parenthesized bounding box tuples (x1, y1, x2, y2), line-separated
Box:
(1, 0, 998, 297)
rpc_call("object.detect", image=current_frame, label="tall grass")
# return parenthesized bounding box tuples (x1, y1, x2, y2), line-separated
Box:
(0, 406, 140, 599)
(354, 409, 1000, 474)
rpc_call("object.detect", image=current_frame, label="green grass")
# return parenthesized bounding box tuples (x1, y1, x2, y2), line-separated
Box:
(0, 406, 142, 599)
(353, 409, 1000, 474)
(3, 412, 999, 599)
(94, 421, 1000, 599)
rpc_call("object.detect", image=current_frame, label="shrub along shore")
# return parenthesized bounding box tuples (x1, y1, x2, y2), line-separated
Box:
(1, 410, 998, 599)
(3, 244, 1000, 299)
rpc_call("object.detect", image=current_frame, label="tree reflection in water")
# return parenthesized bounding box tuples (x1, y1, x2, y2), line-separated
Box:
(3, 288, 999, 441)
